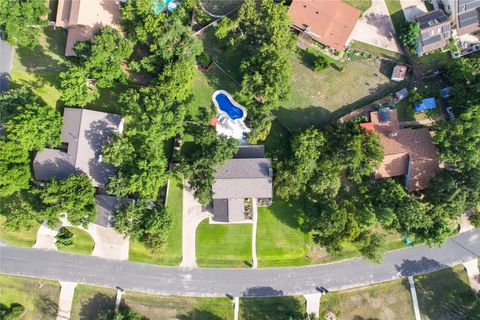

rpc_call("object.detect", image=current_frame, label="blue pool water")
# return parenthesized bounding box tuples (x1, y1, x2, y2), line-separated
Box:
(215, 93, 244, 120)
(155, 0, 177, 13)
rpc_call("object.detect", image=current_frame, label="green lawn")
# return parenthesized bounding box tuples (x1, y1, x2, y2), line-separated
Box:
(10, 26, 129, 114)
(0, 215, 40, 247)
(385, 0, 406, 33)
(239, 296, 306, 320)
(278, 51, 403, 129)
(10, 27, 68, 108)
(415, 265, 478, 320)
(256, 199, 311, 267)
(129, 174, 184, 265)
(57, 226, 95, 255)
(413, 50, 452, 73)
(349, 40, 407, 63)
(196, 219, 253, 267)
(343, 0, 372, 14)
(71, 284, 234, 320)
(0, 274, 60, 320)
(320, 279, 415, 320)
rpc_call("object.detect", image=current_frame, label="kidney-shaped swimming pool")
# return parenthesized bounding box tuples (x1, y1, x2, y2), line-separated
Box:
(213, 91, 245, 120)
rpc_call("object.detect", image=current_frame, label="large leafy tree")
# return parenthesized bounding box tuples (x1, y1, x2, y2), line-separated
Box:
(0, 141, 31, 197)
(40, 174, 96, 228)
(399, 21, 420, 51)
(4, 103, 62, 151)
(434, 105, 480, 170)
(115, 200, 172, 250)
(275, 128, 325, 200)
(59, 66, 99, 107)
(0, 190, 42, 230)
(0, 0, 49, 47)
(216, 0, 294, 142)
(0, 87, 36, 123)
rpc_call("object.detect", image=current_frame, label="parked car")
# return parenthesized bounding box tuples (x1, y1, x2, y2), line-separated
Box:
(446, 107, 455, 120)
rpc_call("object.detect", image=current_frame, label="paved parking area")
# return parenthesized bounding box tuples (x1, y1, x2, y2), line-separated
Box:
(348, 0, 402, 53)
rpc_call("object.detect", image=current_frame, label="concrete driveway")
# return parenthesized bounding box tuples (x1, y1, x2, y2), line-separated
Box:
(400, 0, 427, 21)
(180, 182, 210, 267)
(348, 0, 402, 53)
(0, 38, 14, 92)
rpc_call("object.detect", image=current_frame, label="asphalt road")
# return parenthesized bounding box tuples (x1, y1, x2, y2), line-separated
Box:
(0, 38, 14, 92)
(1, 229, 479, 297)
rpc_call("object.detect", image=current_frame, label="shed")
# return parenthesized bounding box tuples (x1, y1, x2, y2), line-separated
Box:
(394, 88, 409, 101)
(391, 65, 407, 82)
(414, 98, 437, 112)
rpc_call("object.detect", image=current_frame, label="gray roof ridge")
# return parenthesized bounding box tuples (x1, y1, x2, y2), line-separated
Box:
(71, 108, 84, 167)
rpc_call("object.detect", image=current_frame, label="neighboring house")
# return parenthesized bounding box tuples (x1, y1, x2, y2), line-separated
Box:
(416, 10, 452, 55)
(442, 0, 480, 36)
(56, 0, 120, 56)
(94, 195, 131, 228)
(288, 0, 360, 52)
(211, 145, 273, 223)
(33, 108, 124, 188)
(360, 108, 439, 191)
(391, 65, 407, 82)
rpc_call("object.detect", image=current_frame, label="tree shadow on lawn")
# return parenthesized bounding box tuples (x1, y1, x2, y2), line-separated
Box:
(79, 293, 116, 320)
(407, 263, 480, 319)
(36, 295, 59, 318)
(239, 288, 305, 320)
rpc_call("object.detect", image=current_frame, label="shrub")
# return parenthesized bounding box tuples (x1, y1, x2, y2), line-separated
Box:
(56, 227, 74, 246)
(313, 56, 328, 72)
(469, 213, 480, 227)
(197, 51, 211, 68)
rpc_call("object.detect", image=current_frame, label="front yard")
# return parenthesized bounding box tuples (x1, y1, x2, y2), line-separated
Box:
(129, 174, 184, 265)
(320, 279, 415, 319)
(71, 284, 234, 319)
(0, 274, 60, 320)
(415, 265, 478, 320)
(56, 226, 95, 255)
(196, 219, 253, 268)
(240, 296, 306, 320)
(0, 215, 40, 247)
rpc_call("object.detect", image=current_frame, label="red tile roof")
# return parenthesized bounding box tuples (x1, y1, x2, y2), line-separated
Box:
(288, 0, 360, 51)
(368, 109, 439, 191)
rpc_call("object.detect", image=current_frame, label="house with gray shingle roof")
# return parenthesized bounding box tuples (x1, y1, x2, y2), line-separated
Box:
(33, 108, 123, 188)
(211, 145, 273, 223)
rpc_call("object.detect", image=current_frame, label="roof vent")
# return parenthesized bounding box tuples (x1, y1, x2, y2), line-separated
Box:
(268, 167, 273, 177)
(388, 131, 398, 138)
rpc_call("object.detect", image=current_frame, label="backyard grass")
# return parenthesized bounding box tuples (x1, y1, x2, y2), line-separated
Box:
(349, 40, 407, 63)
(0, 274, 60, 320)
(414, 265, 478, 320)
(414, 50, 452, 73)
(256, 199, 311, 267)
(343, 0, 372, 14)
(10, 26, 68, 108)
(196, 219, 253, 268)
(239, 296, 306, 320)
(71, 284, 234, 320)
(320, 279, 415, 320)
(0, 215, 40, 247)
(278, 51, 403, 129)
(385, 0, 406, 33)
(56, 226, 95, 255)
(129, 174, 183, 265)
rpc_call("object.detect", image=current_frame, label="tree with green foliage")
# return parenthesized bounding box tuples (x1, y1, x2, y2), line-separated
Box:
(275, 128, 325, 200)
(40, 174, 96, 228)
(0, 141, 31, 197)
(399, 21, 420, 51)
(55, 227, 74, 247)
(4, 103, 62, 151)
(75, 27, 133, 88)
(0, 0, 48, 47)
(60, 66, 99, 107)
(0, 190, 41, 230)
(181, 113, 239, 205)
(115, 200, 172, 251)
(356, 232, 386, 263)
(0, 87, 36, 123)
(433, 105, 480, 170)
(0, 303, 25, 320)
(216, 0, 295, 143)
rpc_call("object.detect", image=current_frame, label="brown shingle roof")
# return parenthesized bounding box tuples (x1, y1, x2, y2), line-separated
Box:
(369, 109, 439, 191)
(288, 0, 360, 51)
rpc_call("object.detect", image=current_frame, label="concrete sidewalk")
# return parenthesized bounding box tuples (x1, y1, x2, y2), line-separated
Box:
(57, 281, 77, 320)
